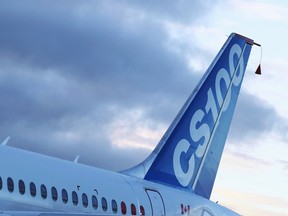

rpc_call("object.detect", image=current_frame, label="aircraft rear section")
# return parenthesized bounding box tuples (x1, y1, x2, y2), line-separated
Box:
(124, 33, 258, 201)
(0, 32, 259, 216)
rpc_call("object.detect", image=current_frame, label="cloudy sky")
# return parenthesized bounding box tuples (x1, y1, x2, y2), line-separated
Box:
(0, 0, 287, 215)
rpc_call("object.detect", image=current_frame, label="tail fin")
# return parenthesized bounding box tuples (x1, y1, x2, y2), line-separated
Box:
(123, 33, 258, 199)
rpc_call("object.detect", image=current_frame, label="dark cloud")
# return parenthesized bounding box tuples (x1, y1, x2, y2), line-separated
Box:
(0, 0, 198, 99)
(228, 89, 288, 145)
(119, 0, 220, 22)
(228, 91, 280, 142)
(0, 1, 285, 172)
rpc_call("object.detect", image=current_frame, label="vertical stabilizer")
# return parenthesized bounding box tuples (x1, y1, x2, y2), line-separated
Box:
(123, 33, 258, 199)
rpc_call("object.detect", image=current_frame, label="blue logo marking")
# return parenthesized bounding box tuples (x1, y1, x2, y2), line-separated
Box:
(172, 43, 244, 187)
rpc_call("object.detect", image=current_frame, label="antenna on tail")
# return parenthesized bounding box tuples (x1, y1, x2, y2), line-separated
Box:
(253, 41, 262, 75)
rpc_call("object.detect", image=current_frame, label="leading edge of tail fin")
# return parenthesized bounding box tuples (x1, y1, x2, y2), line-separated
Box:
(123, 33, 258, 199)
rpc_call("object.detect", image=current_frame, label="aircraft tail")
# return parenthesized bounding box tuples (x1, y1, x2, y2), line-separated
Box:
(123, 33, 259, 199)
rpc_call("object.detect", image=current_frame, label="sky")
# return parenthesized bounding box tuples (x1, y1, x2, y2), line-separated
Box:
(0, 0, 287, 215)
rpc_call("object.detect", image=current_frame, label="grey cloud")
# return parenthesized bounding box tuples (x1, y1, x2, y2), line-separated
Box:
(228, 90, 281, 143)
(0, 1, 283, 172)
(0, 1, 198, 96)
(0, 1, 200, 171)
(120, 0, 221, 22)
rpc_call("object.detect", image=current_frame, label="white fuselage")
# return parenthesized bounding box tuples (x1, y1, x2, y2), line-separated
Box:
(0, 145, 238, 215)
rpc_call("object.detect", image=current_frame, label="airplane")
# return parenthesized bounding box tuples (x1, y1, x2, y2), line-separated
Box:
(0, 32, 260, 216)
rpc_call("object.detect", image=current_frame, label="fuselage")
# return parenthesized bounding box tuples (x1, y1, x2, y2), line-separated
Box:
(0, 145, 237, 215)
